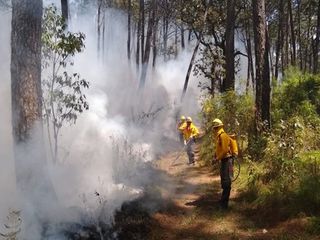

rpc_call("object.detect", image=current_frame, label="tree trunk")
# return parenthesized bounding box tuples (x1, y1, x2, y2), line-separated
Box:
(163, 16, 168, 60)
(275, 0, 284, 80)
(181, 24, 185, 49)
(140, 0, 145, 61)
(181, 40, 200, 101)
(97, 0, 102, 58)
(174, 25, 178, 58)
(127, 0, 131, 60)
(252, 0, 270, 131)
(305, 10, 312, 72)
(152, 18, 158, 68)
(245, 17, 255, 92)
(181, 4, 209, 101)
(11, 0, 57, 221)
(314, 0, 320, 73)
(61, 0, 68, 25)
(139, 0, 156, 88)
(136, 18, 141, 67)
(297, 0, 303, 70)
(223, 0, 235, 92)
(288, 0, 296, 66)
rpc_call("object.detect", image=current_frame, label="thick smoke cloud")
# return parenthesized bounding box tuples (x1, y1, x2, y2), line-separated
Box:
(0, 2, 202, 238)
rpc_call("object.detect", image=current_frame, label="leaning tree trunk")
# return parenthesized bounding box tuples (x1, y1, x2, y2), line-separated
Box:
(223, 0, 236, 92)
(181, 3, 209, 101)
(11, 0, 57, 224)
(252, 0, 270, 132)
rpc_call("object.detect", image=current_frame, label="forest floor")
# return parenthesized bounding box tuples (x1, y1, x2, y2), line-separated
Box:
(142, 143, 320, 240)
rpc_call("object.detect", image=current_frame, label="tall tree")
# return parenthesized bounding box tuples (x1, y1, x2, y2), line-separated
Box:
(61, 0, 68, 25)
(127, 0, 131, 60)
(275, 0, 285, 80)
(223, 0, 236, 91)
(252, 0, 270, 131)
(314, 0, 320, 73)
(139, 0, 156, 88)
(11, 0, 56, 215)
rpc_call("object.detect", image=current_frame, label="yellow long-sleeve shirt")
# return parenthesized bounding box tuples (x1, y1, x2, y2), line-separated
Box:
(214, 128, 232, 161)
(177, 121, 187, 132)
(180, 123, 199, 141)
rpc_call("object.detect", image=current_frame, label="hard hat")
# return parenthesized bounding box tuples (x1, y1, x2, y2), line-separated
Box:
(180, 115, 186, 121)
(212, 118, 223, 128)
(186, 117, 192, 123)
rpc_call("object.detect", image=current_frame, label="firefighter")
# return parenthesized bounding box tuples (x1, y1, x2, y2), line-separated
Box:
(179, 117, 199, 165)
(212, 118, 233, 209)
(177, 115, 187, 145)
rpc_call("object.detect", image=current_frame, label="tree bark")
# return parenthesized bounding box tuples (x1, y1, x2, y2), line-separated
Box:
(181, 24, 185, 49)
(288, 0, 296, 66)
(11, 0, 57, 219)
(139, 0, 156, 88)
(152, 17, 158, 68)
(61, 0, 68, 25)
(136, 17, 141, 67)
(127, 0, 132, 60)
(314, 0, 320, 73)
(181, 4, 209, 101)
(140, 0, 145, 61)
(252, 0, 270, 131)
(275, 0, 284, 80)
(297, 0, 303, 70)
(223, 0, 235, 92)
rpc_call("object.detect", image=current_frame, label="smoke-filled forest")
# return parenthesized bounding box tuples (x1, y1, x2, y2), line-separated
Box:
(0, 0, 320, 239)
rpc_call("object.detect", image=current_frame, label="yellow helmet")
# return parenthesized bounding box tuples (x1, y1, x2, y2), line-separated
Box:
(186, 117, 192, 123)
(180, 115, 186, 121)
(212, 118, 223, 128)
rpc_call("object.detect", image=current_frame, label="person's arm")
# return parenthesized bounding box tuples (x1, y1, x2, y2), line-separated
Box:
(178, 122, 186, 131)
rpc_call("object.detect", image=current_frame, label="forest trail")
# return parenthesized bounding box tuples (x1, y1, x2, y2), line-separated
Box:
(147, 144, 315, 240)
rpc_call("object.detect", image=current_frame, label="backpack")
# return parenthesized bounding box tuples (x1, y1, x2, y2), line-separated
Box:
(218, 132, 239, 156)
(228, 134, 238, 156)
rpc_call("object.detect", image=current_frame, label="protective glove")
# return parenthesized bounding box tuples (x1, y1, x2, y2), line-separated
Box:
(183, 140, 187, 146)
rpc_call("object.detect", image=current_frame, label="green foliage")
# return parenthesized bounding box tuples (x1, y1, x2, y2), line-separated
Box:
(273, 70, 320, 122)
(307, 217, 320, 234)
(200, 91, 254, 163)
(231, 70, 320, 219)
(42, 5, 89, 162)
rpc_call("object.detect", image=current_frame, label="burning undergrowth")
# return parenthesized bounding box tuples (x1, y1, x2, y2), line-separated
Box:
(36, 134, 174, 239)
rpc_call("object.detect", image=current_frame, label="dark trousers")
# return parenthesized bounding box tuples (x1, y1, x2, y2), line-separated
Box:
(186, 139, 195, 164)
(220, 157, 233, 208)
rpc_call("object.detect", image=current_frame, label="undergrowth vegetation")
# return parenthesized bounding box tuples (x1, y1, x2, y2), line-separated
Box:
(200, 70, 320, 224)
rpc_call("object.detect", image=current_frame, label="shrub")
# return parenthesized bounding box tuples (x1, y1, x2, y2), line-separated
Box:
(200, 91, 254, 164)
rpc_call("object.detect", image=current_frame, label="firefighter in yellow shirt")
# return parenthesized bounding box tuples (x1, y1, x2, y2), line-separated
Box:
(179, 117, 199, 165)
(177, 115, 187, 145)
(213, 118, 233, 209)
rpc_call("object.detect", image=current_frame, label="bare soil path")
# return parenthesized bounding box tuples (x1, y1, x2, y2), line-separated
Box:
(147, 146, 318, 240)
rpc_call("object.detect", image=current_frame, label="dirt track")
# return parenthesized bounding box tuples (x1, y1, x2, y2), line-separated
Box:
(147, 147, 317, 240)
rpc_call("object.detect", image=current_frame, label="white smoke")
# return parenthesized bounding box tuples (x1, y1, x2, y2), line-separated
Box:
(0, 1, 202, 238)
